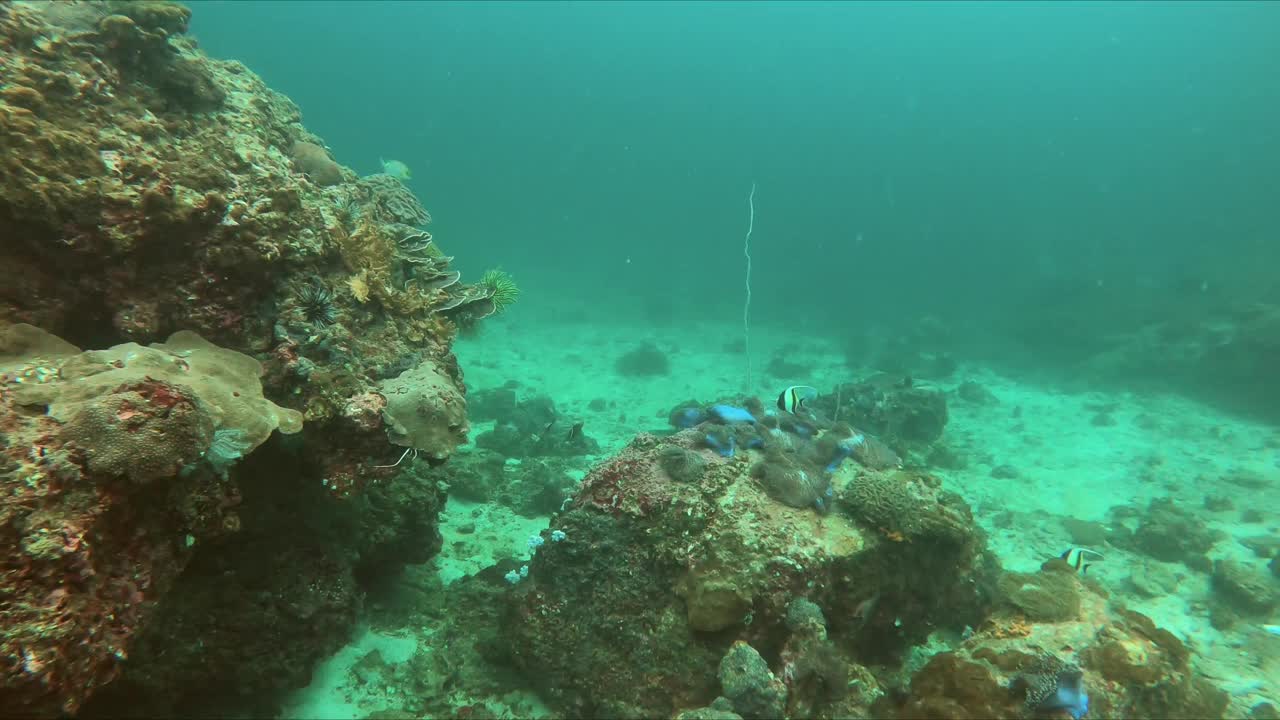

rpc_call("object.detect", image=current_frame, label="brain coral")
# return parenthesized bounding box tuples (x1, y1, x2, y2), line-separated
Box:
(841, 469, 971, 542)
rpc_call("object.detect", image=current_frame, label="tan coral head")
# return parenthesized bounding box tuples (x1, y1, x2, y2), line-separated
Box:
(377, 360, 468, 464)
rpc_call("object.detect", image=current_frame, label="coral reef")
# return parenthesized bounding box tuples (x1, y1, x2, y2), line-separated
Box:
(876, 588, 1229, 720)
(817, 374, 949, 456)
(718, 641, 787, 719)
(0, 1, 493, 713)
(379, 360, 468, 465)
(500, 427, 998, 717)
(470, 389, 601, 458)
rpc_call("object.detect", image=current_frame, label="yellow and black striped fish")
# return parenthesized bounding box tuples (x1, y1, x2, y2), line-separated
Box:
(1060, 547, 1104, 574)
(777, 385, 818, 415)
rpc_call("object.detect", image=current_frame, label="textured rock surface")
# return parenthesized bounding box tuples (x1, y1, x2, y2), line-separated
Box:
(503, 429, 999, 718)
(0, 1, 487, 714)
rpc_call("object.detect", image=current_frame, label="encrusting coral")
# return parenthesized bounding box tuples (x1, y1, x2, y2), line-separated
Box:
(0, 323, 301, 714)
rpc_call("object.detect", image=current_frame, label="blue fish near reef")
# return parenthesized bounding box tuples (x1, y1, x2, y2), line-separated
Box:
(825, 434, 865, 474)
(709, 404, 756, 424)
(672, 407, 707, 429)
(705, 433, 736, 458)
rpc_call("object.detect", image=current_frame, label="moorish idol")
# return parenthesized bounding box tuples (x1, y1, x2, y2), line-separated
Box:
(777, 385, 818, 415)
(1060, 547, 1104, 574)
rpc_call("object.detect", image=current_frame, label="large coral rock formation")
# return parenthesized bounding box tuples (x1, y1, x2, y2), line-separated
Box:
(503, 430, 999, 718)
(0, 1, 485, 714)
(0, 0, 484, 486)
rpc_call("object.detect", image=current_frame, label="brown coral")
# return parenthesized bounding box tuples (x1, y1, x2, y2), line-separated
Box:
(997, 559, 1083, 622)
(291, 140, 344, 187)
(841, 469, 971, 542)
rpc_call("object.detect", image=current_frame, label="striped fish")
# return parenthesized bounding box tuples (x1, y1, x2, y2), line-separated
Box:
(777, 385, 818, 415)
(1060, 547, 1104, 574)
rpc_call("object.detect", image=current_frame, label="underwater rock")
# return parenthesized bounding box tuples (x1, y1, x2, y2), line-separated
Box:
(0, 325, 305, 715)
(674, 697, 744, 720)
(471, 390, 600, 459)
(765, 353, 808, 380)
(997, 559, 1083, 623)
(718, 641, 787, 720)
(821, 375, 948, 454)
(441, 450, 506, 503)
(1081, 608, 1229, 718)
(1239, 534, 1280, 559)
(495, 458, 578, 518)
(885, 593, 1228, 720)
(291, 140, 345, 186)
(467, 386, 519, 422)
(1061, 517, 1110, 546)
(956, 380, 999, 405)
(615, 342, 671, 377)
(926, 442, 969, 470)
(1127, 560, 1181, 598)
(1129, 497, 1224, 568)
(893, 652, 1018, 719)
(777, 599, 854, 718)
(0, 1, 479, 713)
(475, 423, 528, 457)
(659, 445, 708, 485)
(507, 431, 997, 718)
(379, 359, 469, 464)
(1211, 559, 1279, 616)
(1203, 494, 1235, 512)
(990, 463, 1021, 480)
(680, 573, 754, 633)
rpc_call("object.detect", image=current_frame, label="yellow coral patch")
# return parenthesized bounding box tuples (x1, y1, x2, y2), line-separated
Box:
(347, 271, 370, 303)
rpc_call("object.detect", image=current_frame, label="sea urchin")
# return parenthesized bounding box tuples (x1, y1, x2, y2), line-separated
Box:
(296, 282, 337, 325)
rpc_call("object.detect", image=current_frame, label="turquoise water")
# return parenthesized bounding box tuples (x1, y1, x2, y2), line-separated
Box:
(193, 0, 1279, 337)
(6, 1, 1279, 718)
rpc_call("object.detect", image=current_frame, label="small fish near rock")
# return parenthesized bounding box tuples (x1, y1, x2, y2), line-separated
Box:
(379, 157, 412, 181)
